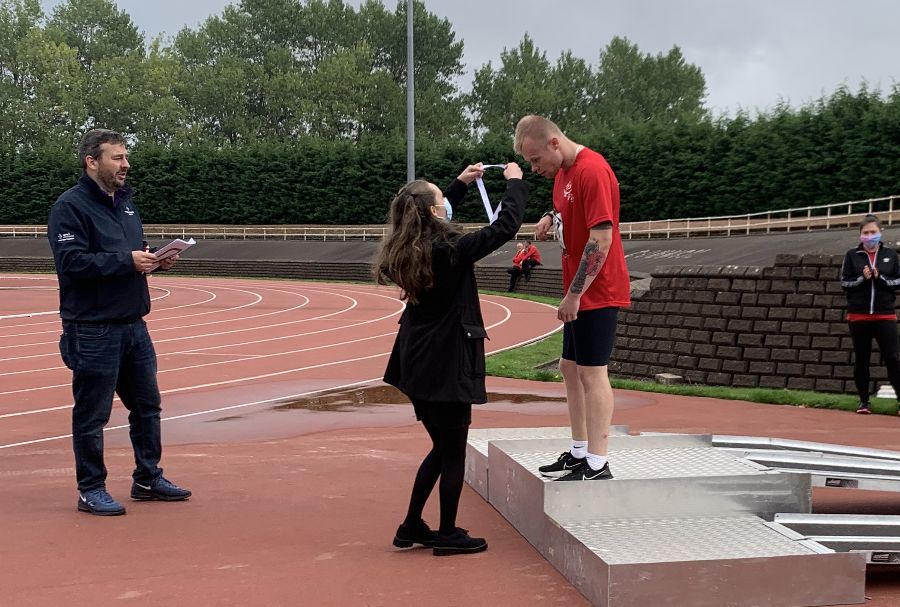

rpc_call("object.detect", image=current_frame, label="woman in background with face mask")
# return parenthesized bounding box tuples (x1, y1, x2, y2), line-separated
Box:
(840, 214, 900, 415)
(375, 162, 527, 556)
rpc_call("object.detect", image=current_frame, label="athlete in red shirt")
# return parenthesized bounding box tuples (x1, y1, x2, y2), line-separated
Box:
(514, 115, 630, 481)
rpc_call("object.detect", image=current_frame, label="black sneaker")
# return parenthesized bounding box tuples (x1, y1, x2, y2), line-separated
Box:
(556, 461, 614, 482)
(77, 488, 126, 516)
(538, 451, 585, 477)
(393, 518, 438, 548)
(433, 528, 487, 556)
(856, 402, 871, 415)
(131, 476, 192, 501)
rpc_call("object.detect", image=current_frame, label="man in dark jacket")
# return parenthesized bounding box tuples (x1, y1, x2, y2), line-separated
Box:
(48, 129, 191, 516)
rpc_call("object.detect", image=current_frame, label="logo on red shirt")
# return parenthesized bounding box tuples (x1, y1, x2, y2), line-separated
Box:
(563, 181, 574, 203)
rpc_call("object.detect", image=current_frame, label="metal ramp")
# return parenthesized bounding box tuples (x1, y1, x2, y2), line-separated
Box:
(713, 435, 900, 491)
(467, 430, 865, 607)
(776, 513, 900, 565)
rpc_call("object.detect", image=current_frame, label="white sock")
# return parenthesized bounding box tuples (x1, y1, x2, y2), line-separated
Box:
(570, 440, 588, 459)
(586, 452, 608, 471)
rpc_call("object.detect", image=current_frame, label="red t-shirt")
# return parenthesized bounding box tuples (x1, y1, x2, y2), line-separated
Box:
(553, 147, 631, 311)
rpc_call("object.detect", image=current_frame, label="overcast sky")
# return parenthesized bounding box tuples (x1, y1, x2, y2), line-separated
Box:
(42, 0, 900, 115)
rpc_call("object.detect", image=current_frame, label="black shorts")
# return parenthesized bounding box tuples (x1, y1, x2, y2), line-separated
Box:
(412, 399, 472, 429)
(561, 307, 619, 367)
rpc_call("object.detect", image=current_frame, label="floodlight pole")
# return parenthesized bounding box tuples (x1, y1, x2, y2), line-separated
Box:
(406, 0, 415, 182)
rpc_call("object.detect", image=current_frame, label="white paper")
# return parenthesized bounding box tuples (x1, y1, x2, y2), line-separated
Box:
(147, 237, 195, 271)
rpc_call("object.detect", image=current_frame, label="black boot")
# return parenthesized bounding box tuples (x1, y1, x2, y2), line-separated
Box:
(393, 518, 438, 548)
(433, 527, 487, 556)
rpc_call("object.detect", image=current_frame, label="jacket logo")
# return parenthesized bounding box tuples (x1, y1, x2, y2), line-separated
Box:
(124, 206, 135, 216)
(884, 258, 890, 262)
(56, 232, 74, 242)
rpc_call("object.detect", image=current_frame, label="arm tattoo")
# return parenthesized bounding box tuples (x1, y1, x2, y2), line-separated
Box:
(570, 239, 606, 294)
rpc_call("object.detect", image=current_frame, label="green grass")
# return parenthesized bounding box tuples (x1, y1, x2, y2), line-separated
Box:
(482, 291, 899, 416)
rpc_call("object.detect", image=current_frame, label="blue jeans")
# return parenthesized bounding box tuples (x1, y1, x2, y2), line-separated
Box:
(59, 320, 163, 492)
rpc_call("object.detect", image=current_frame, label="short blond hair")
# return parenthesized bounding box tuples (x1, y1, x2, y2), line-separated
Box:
(514, 115, 563, 155)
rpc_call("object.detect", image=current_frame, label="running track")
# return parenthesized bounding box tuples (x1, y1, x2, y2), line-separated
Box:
(0, 274, 562, 452)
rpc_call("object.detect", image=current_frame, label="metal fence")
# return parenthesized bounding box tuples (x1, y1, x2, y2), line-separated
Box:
(621, 195, 900, 239)
(6, 194, 897, 241)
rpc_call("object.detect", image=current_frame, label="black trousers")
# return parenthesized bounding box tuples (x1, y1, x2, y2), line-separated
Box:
(506, 267, 522, 291)
(849, 320, 900, 402)
(404, 399, 471, 535)
(521, 259, 540, 280)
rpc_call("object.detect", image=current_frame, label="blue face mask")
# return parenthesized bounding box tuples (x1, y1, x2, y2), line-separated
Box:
(441, 197, 453, 222)
(861, 233, 881, 248)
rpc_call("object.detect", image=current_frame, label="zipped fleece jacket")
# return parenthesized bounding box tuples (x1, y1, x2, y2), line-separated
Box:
(47, 175, 150, 322)
(840, 242, 900, 314)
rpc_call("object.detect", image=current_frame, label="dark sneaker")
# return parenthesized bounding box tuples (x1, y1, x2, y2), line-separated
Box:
(78, 488, 126, 516)
(556, 461, 614, 482)
(393, 519, 438, 548)
(538, 451, 585, 477)
(131, 476, 192, 501)
(433, 528, 487, 556)
(856, 402, 871, 415)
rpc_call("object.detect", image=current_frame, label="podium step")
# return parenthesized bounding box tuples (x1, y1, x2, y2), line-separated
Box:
(468, 429, 866, 607)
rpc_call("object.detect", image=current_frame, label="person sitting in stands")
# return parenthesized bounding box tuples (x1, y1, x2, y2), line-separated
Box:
(521, 239, 542, 281)
(507, 242, 528, 291)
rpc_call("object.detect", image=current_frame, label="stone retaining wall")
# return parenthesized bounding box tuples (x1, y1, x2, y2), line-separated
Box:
(610, 253, 882, 394)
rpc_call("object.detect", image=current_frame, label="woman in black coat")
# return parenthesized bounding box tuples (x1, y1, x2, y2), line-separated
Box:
(840, 214, 900, 414)
(375, 162, 527, 556)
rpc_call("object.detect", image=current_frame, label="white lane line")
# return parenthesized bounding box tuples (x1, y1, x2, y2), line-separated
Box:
(479, 295, 563, 354)
(0, 284, 227, 338)
(0, 288, 401, 393)
(0, 285, 299, 346)
(0, 335, 397, 419)
(0, 325, 398, 396)
(0, 293, 556, 447)
(0, 293, 527, 417)
(0, 286, 172, 331)
(0, 377, 383, 450)
(0, 291, 361, 372)
(0, 286, 404, 375)
(0, 311, 59, 320)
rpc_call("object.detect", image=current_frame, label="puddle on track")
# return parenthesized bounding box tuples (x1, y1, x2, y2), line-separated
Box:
(272, 385, 566, 412)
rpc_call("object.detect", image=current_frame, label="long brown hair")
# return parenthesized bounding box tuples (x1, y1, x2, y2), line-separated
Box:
(374, 180, 460, 304)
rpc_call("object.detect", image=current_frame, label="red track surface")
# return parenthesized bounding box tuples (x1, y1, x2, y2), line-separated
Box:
(0, 275, 560, 450)
(1, 274, 898, 606)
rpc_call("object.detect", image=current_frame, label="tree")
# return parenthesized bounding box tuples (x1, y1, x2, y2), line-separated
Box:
(468, 35, 557, 136)
(468, 35, 708, 138)
(170, 0, 468, 143)
(593, 36, 707, 126)
(45, 0, 143, 70)
(8, 27, 88, 148)
(91, 40, 189, 144)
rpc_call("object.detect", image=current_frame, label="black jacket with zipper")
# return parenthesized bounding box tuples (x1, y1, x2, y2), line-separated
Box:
(841, 243, 900, 314)
(383, 178, 528, 405)
(47, 175, 150, 322)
